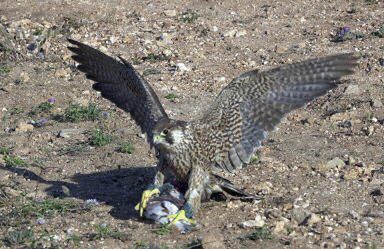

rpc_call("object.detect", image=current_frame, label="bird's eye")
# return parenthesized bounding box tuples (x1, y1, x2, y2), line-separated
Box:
(163, 129, 169, 135)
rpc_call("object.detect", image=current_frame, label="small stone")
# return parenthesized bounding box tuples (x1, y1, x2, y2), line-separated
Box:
(273, 220, 286, 234)
(61, 185, 71, 197)
(371, 98, 383, 108)
(58, 128, 85, 138)
(240, 214, 265, 228)
(211, 26, 218, 32)
(346, 155, 356, 165)
(202, 232, 225, 249)
(343, 168, 361, 180)
(291, 208, 311, 225)
(326, 157, 345, 169)
(162, 49, 173, 57)
(3, 187, 21, 197)
(306, 213, 321, 226)
(55, 68, 70, 78)
(19, 72, 30, 83)
(176, 63, 189, 72)
(349, 210, 360, 219)
(224, 29, 237, 37)
(235, 30, 247, 37)
(109, 36, 118, 44)
(344, 85, 360, 95)
(159, 33, 173, 45)
(16, 122, 34, 132)
(164, 10, 177, 17)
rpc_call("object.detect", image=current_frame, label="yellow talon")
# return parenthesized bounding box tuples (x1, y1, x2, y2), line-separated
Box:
(167, 210, 196, 225)
(135, 188, 160, 217)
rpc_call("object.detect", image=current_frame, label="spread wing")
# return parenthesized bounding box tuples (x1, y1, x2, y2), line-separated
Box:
(198, 53, 357, 172)
(67, 39, 168, 145)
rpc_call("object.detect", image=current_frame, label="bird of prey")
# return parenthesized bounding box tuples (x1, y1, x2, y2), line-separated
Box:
(68, 39, 357, 225)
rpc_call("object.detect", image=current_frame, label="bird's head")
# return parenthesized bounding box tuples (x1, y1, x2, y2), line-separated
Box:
(153, 119, 187, 150)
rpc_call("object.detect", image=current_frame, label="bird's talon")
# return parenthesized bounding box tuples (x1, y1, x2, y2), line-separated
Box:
(135, 188, 160, 217)
(167, 210, 196, 225)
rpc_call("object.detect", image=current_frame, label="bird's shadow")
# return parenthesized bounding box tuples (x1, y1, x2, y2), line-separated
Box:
(0, 165, 156, 220)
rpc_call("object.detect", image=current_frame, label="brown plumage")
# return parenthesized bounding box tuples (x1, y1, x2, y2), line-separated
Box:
(68, 39, 357, 219)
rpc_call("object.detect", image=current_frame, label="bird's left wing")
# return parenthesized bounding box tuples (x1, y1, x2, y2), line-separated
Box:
(67, 39, 168, 145)
(196, 54, 357, 172)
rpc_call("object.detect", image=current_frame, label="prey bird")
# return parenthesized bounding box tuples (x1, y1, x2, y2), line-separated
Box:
(68, 38, 357, 225)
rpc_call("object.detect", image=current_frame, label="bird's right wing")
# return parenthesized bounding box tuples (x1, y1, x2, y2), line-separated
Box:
(68, 39, 168, 145)
(197, 54, 357, 172)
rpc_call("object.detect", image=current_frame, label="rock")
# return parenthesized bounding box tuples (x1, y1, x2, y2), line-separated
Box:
(326, 157, 345, 169)
(235, 30, 247, 37)
(211, 26, 218, 32)
(19, 72, 30, 83)
(273, 220, 286, 234)
(306, 213, 321, 226)
(240, 214, 265, 228)
(61, 185, 71, 197)
(16, 122, 34, 132)
(349, 210, 360, 219)
(3, 187, 21, 197)
(223, 29, 237, 37)
(58, 128, 86, 138)
(344, 85, 360, 95)
(158, 33, 173, 45)
(55, 68, 70, 78)
(176, 63, 189, 72)
(164, 10, 177, 17)
(291, 208, 311, 225)
(371, 98, 383, 108)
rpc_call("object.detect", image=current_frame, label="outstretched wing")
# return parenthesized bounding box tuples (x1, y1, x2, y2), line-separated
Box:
(198, 54, 357, 172)
(67, 39, 168, 145)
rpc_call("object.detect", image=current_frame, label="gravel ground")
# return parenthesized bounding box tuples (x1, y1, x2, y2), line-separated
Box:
(0, 0, 383, 248)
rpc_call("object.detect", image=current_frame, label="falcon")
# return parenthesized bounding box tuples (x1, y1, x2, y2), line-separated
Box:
(68, 39, 357, 225)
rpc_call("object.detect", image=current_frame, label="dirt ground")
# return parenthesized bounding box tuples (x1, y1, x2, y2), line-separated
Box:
(0, 0, 383, 248)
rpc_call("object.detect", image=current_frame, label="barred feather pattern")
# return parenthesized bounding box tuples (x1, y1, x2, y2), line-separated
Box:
(196, 53, 357, 172)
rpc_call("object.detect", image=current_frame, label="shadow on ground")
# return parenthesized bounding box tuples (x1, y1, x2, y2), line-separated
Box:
(0, 165, 156, 220)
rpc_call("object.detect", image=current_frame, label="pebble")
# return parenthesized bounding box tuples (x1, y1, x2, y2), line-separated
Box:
(291, 208, 311, 225)
(202, 232, 225, 249)
(176, 63, 189, 72)
(55, 68, 70, 78)
(344, 85, 360, 95)
(211, 26, 218, 32)
(164, 10, 177, 17)
(326, 157, 345, 169)
(273, 220, 286, 234)
(3, 186, 21, 197)
(16, 122, 34, 132)
(371, 98, 383, 108)
(306, 213, 321, 226)
(240, 214, 265, 228)
(58, 128, 85, 138)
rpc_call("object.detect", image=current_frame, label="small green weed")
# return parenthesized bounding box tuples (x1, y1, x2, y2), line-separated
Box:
(17, 198, 81, 219)
(89, 129, 113, 147)
(58, 143, 89, 156)
(0, 63, 11, 75)
(372, 26, 384, 38)
(4, 228, 35, 247)
(143, 53, 170, 62)
(180, 10, 199, 23)
(165, 93, 178, 100)
(0, 146, 11, 155)
(32, 28, 43, 36)
(132, 241, 170, 249)
(143, 68, 162, 77)
(118, 142, 134, 154)
(4, 155, 28, 167)
(153, 224, 172, 235)
(63, 103, 101, 122)
(29, 102, 54, 116)
(239, 226, 274, 241)
(88, 223, 126, 241)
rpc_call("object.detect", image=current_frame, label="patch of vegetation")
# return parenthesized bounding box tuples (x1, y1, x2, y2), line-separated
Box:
(180, 10, 199, 23)
(4, 155, 28, 167)
(66, 234, 81, 246)
(29, 101, 54, 116)
(3, 228, 36, 247)
(332, 27, 364, 42)
(16, 198, 82, 219)
(153, 224, 172, 235)
(0, 146, 11, 155)
(118, 142, 135, 154)
(89, 128, 113, 147)
(143, 68, 162, 77)
(132, 241, 170, 249)
(250, 152, 261, 164)
(58, 143, 89, 156)
(63, 103, 101, 122)
(88, 223, 126, 241)
(32, 28, 43, 36)
(142, 53, 170, 62)
(165, 93, 178, 100)
(372, 26, 384, 38)
(183, 238, 203, 249)
(0, 63, 11, 75)
(238, 226, 274, 241)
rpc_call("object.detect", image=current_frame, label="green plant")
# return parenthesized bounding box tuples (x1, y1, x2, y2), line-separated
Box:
(165, 93, 178, 100)
(180, 10, 199, 23)
(372, 26, 384, 38)
(63, 103, 101, 122)
(118, 142, 134, 154)
(0, 63, 11, 75)
(142, 53, 169, 62)
(4, 155, 27, 167)
(89, 129, 113, 147)
(143, 68, 162, 76)
(29, 102, 54, 116)
(17, 198, 81, 219)
(88, 223, 125, 240)
(58, 143, 89, 156)
(153, 224, 171, 235)
(0, 146, 10, 155)
(4, 228, 35, 247)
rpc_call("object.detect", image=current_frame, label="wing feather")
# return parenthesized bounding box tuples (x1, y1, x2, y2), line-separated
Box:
(199, 53, 358, 172)
(67, 39, 168, 145)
